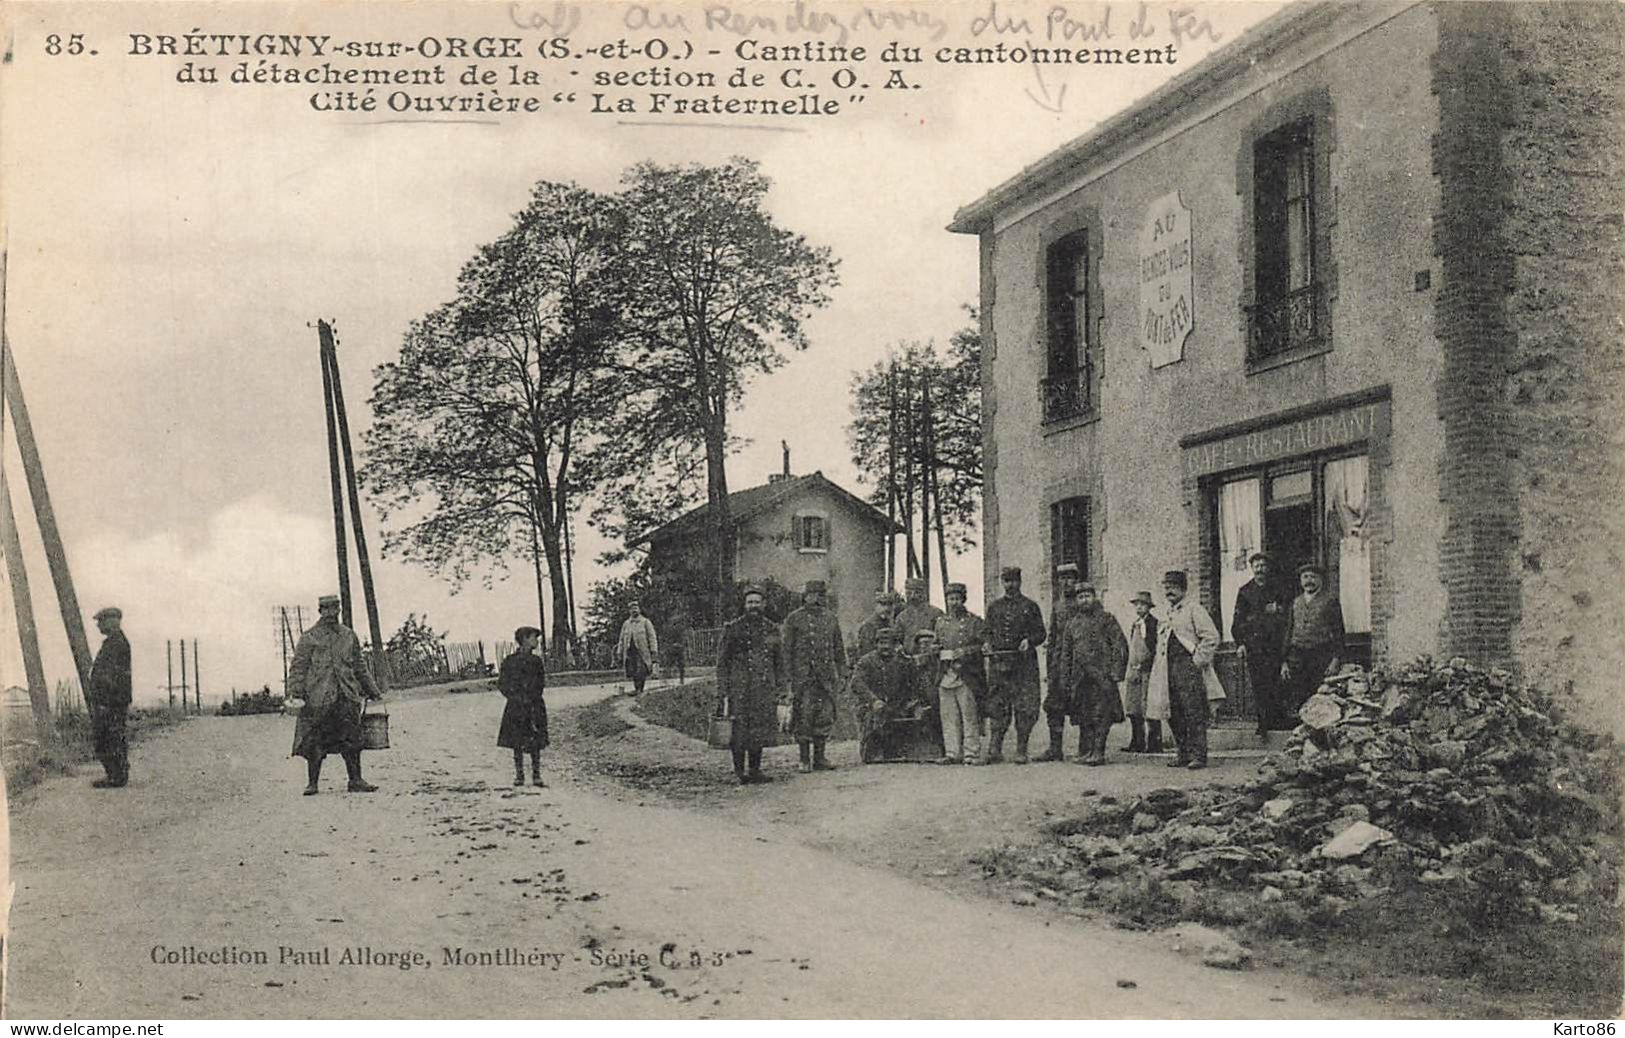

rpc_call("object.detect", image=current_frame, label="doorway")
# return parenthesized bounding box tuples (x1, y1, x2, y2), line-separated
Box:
(1263, 467, 1316, 579)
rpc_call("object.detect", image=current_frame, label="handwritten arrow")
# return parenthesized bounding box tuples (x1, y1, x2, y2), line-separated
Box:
(1025, 62, 1067, 113)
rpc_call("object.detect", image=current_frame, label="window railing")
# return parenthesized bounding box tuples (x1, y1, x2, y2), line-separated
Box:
(1040, 365, 1093, 424)
(1246, 281, 1326, 364)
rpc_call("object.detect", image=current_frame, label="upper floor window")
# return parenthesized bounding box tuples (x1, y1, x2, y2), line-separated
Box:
(793, 514, 827, 552)
(1042, 230, 1098, 424)
(1248, 118, 1326, 365)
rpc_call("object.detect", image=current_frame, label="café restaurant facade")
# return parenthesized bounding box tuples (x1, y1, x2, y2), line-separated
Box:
(950, 0, 1624, 730)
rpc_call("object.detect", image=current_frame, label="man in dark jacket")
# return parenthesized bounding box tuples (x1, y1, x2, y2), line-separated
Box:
(782, 580, 847, 773)
(1053, 584, 1129, 765)
(1231, 551, 1291, 733)
(497, 626, 548, 787)
(717, 586, 786, 784)
(1036, 562, 1082, 761)
(982, 566, 1047, 764)
(88, 606, 132, 788)
(849, 627, 927, 763)
(1281, 562, 1345, 713)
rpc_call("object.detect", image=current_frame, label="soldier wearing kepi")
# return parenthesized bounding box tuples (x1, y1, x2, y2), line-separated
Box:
(933, 582, 987, 765)
(1035, 562, 1082, 761)
(716, 585, 786, 784)
(852, 589, 900, 661)
(849, 626, 921, 763)
(289, 593, 383, 795)
(781, 579, 847, 773)
(87, 606, 132, 788)
(982, 565, 1047, 764)
(1053, 583, 1129, 765)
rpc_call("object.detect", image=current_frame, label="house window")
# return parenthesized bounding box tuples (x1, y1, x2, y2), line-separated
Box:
(1050, 496, 1091, 582)
(794, 514, 828, 552)
(1042, 231, 1096, 423)
(1247, 118, 1325, 364)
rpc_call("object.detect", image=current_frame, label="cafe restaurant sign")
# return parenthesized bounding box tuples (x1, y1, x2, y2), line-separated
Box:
(1141, 191, 1194, 368)
(1183, 399, 1389, 478)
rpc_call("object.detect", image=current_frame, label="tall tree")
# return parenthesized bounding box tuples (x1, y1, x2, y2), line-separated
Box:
(364, 182, 623, 657)
(848, 310, 984, 557)
(611, 157, 839, 606)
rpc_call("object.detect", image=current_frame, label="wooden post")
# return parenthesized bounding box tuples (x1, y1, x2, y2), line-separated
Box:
(180, 639, 189, 716)
(193, 639, 200, 712)
(0, 347, 94, 692)
(280, 607, 293, 692)
(1, 479, 55, 747)
(317, 325, 353, 629)
(320, 321, 388, 689)
(928, 382, 950, 589)
(920, 370, 932, 597)
(166, 640, 174, 711)
(885, 360, 897, 591)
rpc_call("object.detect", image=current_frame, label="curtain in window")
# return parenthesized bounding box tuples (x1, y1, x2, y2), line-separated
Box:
(1323, 455, 1371, 634)
(1217, 478, 1262, 641)
(1285, 145, 1313, 291)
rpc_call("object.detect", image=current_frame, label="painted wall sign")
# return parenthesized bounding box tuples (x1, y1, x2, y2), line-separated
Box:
(1182, 402, 1389, 478)
(1140, 191, 1194, 368)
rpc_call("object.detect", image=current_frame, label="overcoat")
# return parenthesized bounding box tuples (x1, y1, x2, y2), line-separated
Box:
(717, 612, 786, 751)
(781, 604, 846, 740)
(289, 619, 380, 760)
(496, 649, 549, 752)
(1053, 604, 1129, 727)
(1146, 598, 1225, 721)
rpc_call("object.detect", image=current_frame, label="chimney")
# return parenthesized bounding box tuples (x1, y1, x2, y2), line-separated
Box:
(770, 441, 792, 483)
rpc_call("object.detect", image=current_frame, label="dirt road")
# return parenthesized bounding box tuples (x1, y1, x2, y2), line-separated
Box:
(7, 683, 1398, 1018)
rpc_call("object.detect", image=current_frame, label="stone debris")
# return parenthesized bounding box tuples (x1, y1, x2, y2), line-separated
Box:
(983, 657, 1621, 943)
(1168, 923, 1253, 970)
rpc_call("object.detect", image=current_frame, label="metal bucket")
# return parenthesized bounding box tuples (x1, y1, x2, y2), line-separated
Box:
(707, 715, 733, 750)
(361, 705, 390, 750)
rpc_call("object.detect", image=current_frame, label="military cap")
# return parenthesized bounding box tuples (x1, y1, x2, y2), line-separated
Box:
(742, 583, 767, 598)
(1055, 562, 1080, 578)
(1130, 591, 1155, 606)
(803, 579, 827, 594)
(945, 582, 968, 596)
(1078, 582, 1098, 594)
(1000, 565, 1022, 580)
(873, 589, 894, 603)
(1249, 551, 1270, 563)
(1297, 562, 1326, 577)
(904, 576, 928, 591)
(318, 594, 341, 608)
(914, 629, 937, 644)
(875, 626, 898, 642)
(1161, 570, 1188, 589)
(93, 606, 123, 621)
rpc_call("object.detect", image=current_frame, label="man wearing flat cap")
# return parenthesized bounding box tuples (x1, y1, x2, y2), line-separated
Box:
(891, 577, 942, 660)
(1231, 551, 1292, 734)
(932, 582, 987, 764)
(87, 607, 131, 788)
(289, 593, 383, 795)
(781, 579, 847, 772)
(983, 565, 1047, 764)
(1281, 562, 1345, 714)
(1036, 562, 1082, 761)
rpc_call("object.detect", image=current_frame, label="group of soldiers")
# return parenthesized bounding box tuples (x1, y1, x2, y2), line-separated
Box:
(713, 561, 1246, 785)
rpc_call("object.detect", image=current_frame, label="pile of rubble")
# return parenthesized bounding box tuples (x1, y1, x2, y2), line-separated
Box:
(996, 657, 1621, 937)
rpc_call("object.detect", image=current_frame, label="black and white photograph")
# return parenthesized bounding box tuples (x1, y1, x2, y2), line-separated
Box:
(0, 0, 1620, 1022)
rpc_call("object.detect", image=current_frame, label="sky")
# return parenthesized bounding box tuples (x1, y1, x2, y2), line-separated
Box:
(0, 0, 1281, 706)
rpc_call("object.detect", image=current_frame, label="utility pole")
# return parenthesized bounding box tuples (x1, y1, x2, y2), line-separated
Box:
(885, 360, 897, 591)
(927, 379, 950, 589)
(319, 320, 388, 689)
(920, 369, 932, 597)
(193, 639, 201, 713)
(167, 640, 175, 711)
(1, 480, 54, 747)
(180, 639, 189, 715)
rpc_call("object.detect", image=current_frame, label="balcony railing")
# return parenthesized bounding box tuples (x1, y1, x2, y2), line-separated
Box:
(1040, 365, 1093, 424)
(1246, 282, 1326, 364)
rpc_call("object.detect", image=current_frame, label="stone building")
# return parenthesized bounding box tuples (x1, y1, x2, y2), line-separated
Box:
(639, 467, 898, 639)
(950, 1, 1623, 732)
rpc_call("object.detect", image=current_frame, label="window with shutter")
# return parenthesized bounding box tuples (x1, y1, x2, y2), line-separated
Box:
(1049, 496, 1091, 582)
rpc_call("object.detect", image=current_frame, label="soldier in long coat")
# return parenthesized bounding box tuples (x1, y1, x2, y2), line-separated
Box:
(781, 579, 846, 772)
(716, 586, 786, 784)
(1037, 562, 1082, 761)
(1053, 583, 1129, 765)
(497, 626, 548, 787)
(849, 627, 926, 763)
(88, 607, 132, 788)
(289, 594, 383, 795)
(982, 566, 1047, 764)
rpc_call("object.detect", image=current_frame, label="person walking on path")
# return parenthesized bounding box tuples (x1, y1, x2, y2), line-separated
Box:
(932, 582, 987, 765)
(497, 626, 549, 787)
(87, 606, 132, 789)
(1036, 562, 1082, 762)
(289, 593, 383, 795)
(617, 601, 659, 696)
(716, 586, 787, 784)
(1281, 562, 1346, 714)
(1120, 592, 1163, 753)
(1231, 551, 1292, 733)
(1052, 583, 1129, 766)
(982, 566, 1047, 764)
(782, 580, 847, 773)
(1147, 571, 1225, 770)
